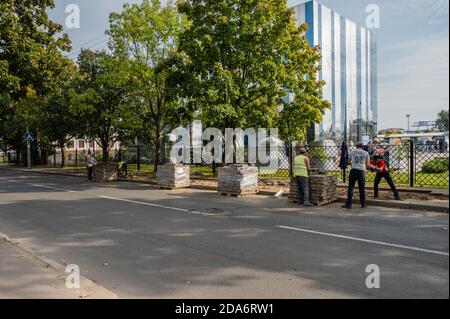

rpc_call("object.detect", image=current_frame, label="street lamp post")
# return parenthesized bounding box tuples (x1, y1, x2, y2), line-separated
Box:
(406, 114, 411, 133)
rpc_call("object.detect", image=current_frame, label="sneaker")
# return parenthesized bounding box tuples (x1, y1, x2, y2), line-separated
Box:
(361, 203, 368, 208)
(303, 202, 314, 207)
(394, 195, 401, 201)
(342, 204, 352, 209)
(374, 194, 379, 199)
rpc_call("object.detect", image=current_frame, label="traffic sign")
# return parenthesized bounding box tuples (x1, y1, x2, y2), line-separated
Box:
(24, 132, 34, 143)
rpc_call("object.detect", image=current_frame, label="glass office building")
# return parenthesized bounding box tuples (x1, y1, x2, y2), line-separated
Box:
(289, 0, 378, 142)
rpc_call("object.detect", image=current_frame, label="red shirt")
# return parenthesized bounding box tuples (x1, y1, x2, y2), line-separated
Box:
(371, 160, 388, 173)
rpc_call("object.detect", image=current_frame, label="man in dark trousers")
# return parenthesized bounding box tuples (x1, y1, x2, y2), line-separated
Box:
(342, 142, 375, 209)
(87, 152, 97, 181)
(372, 155, 400, 200)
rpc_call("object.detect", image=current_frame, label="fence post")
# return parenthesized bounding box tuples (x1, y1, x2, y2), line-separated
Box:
(288, 142, 294, 178)
(137, 146, 141, 172)
(75, 147, 78, 168)
(409, 140, 415, 187)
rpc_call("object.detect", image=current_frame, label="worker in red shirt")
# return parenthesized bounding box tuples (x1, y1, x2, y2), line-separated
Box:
(371, 155, 400, 200)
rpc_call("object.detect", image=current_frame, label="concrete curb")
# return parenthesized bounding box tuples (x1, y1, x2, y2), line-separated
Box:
(336, 197, 449, 214)
(0, 231, 117, 299)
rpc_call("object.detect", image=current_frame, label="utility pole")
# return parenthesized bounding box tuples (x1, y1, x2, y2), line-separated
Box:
(25, 127, 32, 169)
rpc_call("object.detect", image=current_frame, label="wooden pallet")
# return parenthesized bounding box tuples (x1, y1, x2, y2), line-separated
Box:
(289, 198, 337, 206)
(218, 190, 259, 197)
(159, 186, 175, 190)
(159, 186, 189, 190)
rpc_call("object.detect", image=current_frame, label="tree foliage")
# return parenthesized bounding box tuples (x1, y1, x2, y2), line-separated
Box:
(0, 0, 72, 158)
(0, 0, 71, 98)
(71, 50, 136, 162)
(107, 0, 188, 169)
(436, 110, 449, 132)
(177, 0, 329, 140)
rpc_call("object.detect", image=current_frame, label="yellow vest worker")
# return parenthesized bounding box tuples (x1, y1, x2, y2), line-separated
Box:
(293, 155, 308, 177)
(293, 149, 313, 207)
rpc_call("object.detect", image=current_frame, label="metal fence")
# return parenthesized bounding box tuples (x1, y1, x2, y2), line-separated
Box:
(43, 141, 448, 188)
(1, 151, 19, 166)
(293, 143, 448, 188)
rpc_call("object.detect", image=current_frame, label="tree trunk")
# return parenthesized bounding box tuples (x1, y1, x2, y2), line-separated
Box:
(59, 141, 65, 168)
(102, 142, 109, 162)
(154, 138, 161, 173)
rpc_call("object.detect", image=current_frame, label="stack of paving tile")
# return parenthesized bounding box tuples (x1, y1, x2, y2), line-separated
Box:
(92, 162, 118, 182)
(218, 164, 258, 196)
(289, 172, 337, 206)
(157, 164, 190, 189)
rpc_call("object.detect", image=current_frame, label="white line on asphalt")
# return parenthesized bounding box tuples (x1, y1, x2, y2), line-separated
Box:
(99, 195, 187, 212)
(277, 225, 449, 257)
(26, 183, 78, 193)
(2, 179, 19, 183)
(0, 178, 77, 192)
(98, 195, 218, 216)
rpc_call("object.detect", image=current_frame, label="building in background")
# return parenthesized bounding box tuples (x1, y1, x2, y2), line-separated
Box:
(289, 0, 378, 142)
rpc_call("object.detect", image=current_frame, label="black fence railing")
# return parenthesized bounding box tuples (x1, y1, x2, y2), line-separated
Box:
(293, 143, 448, 188)
(41, 141, 448, 188)
(1, 151, 18, 166)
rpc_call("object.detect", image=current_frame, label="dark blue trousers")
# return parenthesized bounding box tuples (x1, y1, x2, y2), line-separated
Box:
(346, 169, 366, 206)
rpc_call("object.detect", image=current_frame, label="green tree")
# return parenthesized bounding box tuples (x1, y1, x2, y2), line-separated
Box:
(177, 0, 329, 136)
(72, 50, 136, 162)
(39, 60, 81, 167)
(0, 0, 71, 160)
(0, 0, 71, 98)
(436, 110, 449, 132)
(107, 0, 188, 171)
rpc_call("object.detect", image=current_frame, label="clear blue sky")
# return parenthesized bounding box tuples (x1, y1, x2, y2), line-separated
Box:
(49, 0, 449, 130)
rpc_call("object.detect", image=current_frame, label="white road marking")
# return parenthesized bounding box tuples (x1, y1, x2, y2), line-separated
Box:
(2, 179, 19, 183)
(0, 177, 77, 192)
(98, 195, 218, 216)
(277, 225, 449, 257)
(26, 183, 77, 193)
(2, 178, 214, 215)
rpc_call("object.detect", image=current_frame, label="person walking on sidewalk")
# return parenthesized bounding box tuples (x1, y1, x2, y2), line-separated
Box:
(87, 151, 97, 181)
(342, 142, 375, 209)
(372, 155, 400, 200)
(293, 147, 313, 207)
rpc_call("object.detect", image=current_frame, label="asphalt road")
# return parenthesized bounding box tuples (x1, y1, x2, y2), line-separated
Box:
(0, 169, 448, 298)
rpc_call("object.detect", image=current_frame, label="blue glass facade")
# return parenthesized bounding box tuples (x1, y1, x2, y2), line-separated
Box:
(291, 0, 378, 142)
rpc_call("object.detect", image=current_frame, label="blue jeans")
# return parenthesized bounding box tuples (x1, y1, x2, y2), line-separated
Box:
(346, 169, 366, 206)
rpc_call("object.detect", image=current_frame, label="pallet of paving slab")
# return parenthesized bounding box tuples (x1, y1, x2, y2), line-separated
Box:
(159, 183, 190, 190)
(313, 199, 337, 206)
(157, 164, 190, 189)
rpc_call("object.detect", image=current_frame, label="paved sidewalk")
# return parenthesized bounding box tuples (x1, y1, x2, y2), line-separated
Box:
(0, 236, 116, 299)
(336, 196, 449, 213)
